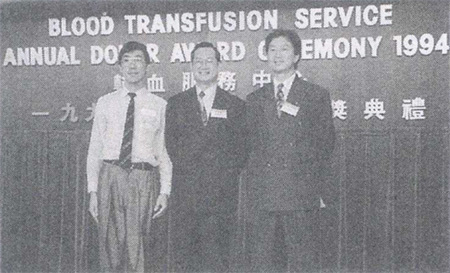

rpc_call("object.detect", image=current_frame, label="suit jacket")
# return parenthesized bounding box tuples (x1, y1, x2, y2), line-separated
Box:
(165, 86, 247, 214)
(246, 75, 335, 212)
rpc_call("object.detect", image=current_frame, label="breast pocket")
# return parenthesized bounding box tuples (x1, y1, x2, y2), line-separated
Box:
(139, 109, 160, 132)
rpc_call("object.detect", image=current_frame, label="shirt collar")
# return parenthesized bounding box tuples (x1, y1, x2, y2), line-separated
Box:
(119, 86, 147, 97)
(196, 83, 217, 98)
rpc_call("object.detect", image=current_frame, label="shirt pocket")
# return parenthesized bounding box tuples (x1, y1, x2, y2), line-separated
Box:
(139, 108, 160, 131)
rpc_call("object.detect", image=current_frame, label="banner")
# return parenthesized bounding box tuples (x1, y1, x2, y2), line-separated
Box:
(1, 1, 448, 132)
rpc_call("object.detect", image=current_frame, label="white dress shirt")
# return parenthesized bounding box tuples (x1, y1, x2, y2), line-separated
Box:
(87, 87, 172, 195)
(196, 84, 217, 117)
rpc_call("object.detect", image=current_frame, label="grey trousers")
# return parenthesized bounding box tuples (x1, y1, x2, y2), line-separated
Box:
(97, 162, 157, 272)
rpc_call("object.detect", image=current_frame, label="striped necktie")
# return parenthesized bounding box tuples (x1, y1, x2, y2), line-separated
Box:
(118, 92, 136, 168)
(198, 91, 208, 126)
(276, 83, 285, 118)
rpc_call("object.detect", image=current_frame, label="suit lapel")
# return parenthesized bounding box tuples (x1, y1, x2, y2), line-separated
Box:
(259, 75, 306, 122)
(206, 87, 227, 129)
(197, 87, 226, 150)
(211, 87, 227, 110)
(255, 84, 276, 144)
(184, 87, 204, 129)
(260, 82, 277, 121)
(262, 82, 275, 102)
(183, 86, 227, 139)
(285, 75, 306, 107)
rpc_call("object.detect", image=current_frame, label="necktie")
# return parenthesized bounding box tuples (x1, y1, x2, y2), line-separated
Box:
(118, 92, 136, 168)
(199, 91, 208, 126)
(276, 83, 285, 118)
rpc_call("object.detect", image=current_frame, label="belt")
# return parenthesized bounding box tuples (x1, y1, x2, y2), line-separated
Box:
(103, 160, 155, 171)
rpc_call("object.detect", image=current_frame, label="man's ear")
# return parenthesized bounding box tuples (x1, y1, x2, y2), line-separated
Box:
(118, 62, 124, 75)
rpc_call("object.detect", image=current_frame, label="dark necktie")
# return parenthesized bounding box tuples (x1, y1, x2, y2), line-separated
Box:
(276, 83, 285, 118)
(118, 92, 136, 168)
(199, 91, 208, 126)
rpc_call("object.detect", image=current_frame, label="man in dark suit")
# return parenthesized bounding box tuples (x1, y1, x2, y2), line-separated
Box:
(165, 42, 247, 272)
(245, 29, 336, 272)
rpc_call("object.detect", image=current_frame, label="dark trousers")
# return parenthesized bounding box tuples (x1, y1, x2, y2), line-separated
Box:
(171, 210, 236, 272)
(248, 210, 321, 273)
(97, 163, 157, 272)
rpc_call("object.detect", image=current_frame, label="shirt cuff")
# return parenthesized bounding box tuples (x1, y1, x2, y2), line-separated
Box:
(159, 182, 171, 196)
(87, 180, 98, 193)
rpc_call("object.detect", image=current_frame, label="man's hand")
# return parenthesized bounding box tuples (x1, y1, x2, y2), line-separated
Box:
(89, 192, 99, 224)
(152, 193, 169, 219)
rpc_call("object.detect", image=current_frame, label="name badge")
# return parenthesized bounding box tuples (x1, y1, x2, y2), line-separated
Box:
(280, 102, 299, 116)
(141, 108, 157, 117)
(210, 109, 227, 119)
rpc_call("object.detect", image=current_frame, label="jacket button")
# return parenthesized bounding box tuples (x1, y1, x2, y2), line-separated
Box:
(289, 142, 294, 147)
(267, 163, 271, 167)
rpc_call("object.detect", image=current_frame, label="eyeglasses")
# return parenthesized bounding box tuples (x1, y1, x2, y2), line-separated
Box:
(121, 57, 146, 66)
(193, 58, 217, 66)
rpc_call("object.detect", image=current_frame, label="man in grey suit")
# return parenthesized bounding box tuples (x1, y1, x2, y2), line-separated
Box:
(165, 42, 247, 272)
(245, 29, 336, 272)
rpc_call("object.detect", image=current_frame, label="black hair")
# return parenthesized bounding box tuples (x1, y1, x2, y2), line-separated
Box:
(190, 42, 221, 63)
(118, 41, 150, 64)
(264, 29, 301, 68)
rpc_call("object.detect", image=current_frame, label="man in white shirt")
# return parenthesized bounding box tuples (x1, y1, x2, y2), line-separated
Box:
(87, 41, 172, 272)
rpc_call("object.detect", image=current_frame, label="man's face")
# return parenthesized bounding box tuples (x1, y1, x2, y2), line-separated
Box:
(119, 50, 148, 84)
(267, 36, 299, 74)
(191, 47, 219, 86)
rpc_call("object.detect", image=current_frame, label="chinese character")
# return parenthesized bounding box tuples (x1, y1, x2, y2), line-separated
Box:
(183, 71, 236, 91)
(364, 98, 386, 120)
(332, 100, 347, 120)
(182, 72, 195, 91)
(147, 74, 165, 92)
(252, 70, 271, 87)
(402, 97, 426, 120)
(85, 103, 96, 122)
(60, 103, 79, 122)
(113, 74, 124, 90)
(218, 71, 236, 92)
